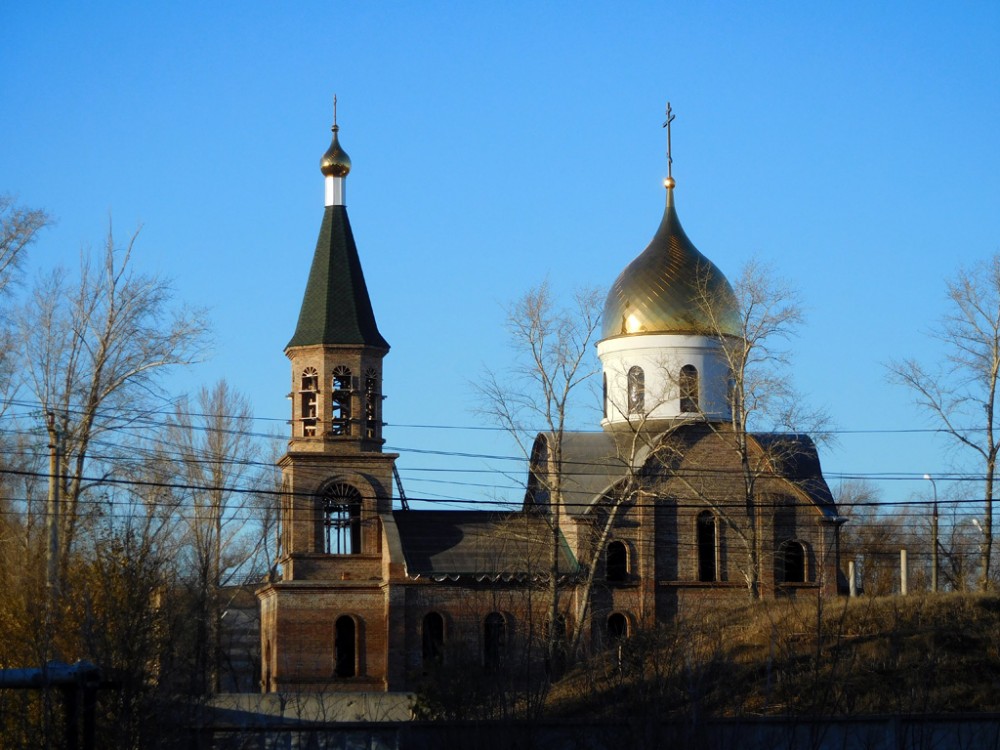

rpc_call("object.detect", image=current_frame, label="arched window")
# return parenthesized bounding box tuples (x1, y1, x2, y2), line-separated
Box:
(779, 540, 806, 583)
(527, 437, 550, 507)
(334, 615, 358, 677)
(606, 540, 629, 582)
(697, 511, 718, 582)
(331, 366, 352, 436)
(680, 364, 699, 413)
(422, 612, 445, 667)
(602, 373, 608, 419)
(321, 483, 362, 554)
(364, 368, 379, 439)
(300, 368, 319, 436)
(280, 479, 292, 555)
(607, 612, 628, 642)
(627, 366, 644, 414)
(483, 612, 506, 671)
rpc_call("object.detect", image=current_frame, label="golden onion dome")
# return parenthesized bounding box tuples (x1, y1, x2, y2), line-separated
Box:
(601, 184, 739, 340)
(320, 125, 352, 177)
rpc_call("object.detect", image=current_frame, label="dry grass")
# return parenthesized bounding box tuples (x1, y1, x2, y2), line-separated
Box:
(549, 593, 1000, 718)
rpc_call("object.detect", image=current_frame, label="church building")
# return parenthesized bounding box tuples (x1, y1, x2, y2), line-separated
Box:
(256, 113, 844, 693)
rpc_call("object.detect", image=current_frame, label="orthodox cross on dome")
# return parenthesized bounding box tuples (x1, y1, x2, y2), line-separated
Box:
(333, 94, 339, 132)
(662, 102, 676, 185)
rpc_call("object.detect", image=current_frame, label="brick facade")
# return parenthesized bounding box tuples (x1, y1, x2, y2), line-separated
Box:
(258, 421, 842, 694)
(256, 120, 843, 694)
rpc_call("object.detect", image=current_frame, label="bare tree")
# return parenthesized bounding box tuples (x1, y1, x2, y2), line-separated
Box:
(0, 194, 48, 297)
(561, 405, 657, 660)
(693, 258, 829, 598)
(889, 253, 1000, 591)
(16, 223, 209, 572)
(167, 379, 270, 693)
(836, 479, 905, 595)
(478, 281, 603, 672)
(0, 196, 49, 414)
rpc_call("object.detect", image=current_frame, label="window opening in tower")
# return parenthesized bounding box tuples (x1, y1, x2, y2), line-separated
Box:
(332, 367, 352, 436)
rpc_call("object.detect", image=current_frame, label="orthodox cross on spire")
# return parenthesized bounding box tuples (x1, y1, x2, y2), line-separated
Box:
(662, 101, 676, 181)
(332, 94, 339, 132)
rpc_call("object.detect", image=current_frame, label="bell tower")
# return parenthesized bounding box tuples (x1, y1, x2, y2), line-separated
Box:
(276, 109, 396, 575)
(259, 109, 400, 692)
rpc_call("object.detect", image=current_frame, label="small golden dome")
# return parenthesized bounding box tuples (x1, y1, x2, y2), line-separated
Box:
(320, 125, 352, 177)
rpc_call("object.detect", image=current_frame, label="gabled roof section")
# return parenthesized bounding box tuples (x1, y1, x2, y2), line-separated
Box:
(751, 432, 839, 518)
(526, 431, 626, 518)
(525, 425, 839, 521)
(286, 205, 389, 350)
(392, 510, 579, 579)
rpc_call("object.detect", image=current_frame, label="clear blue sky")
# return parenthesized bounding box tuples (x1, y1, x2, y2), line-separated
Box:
(2, 2, 998, 512)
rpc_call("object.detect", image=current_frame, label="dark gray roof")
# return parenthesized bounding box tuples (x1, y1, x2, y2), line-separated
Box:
(751, 432, 838, 517)
(526, 432, 627, 517)
(286, 205, 389, 350)
(526, 427, 839, 520)
(392, 510, 579, 579)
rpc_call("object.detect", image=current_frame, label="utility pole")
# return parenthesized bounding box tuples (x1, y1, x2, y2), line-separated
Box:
(900, 549, 908, 596)
(43, 411, 62, 750)
(45, 411, 61, 603)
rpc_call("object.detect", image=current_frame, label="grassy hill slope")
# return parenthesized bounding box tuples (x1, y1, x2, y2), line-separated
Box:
(548, 593, 1000, 719)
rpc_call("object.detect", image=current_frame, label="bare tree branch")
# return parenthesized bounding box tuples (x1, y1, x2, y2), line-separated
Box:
(0, 194, 49, 299)
(16, 222, 210, 570)
(693, 258, 829, 597)
(476, 280, 603, 676)
(166, 379, 269, 693)
(888, 252, 1000, 590)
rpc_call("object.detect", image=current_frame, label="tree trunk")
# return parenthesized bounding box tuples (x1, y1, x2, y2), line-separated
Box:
(983, 460, 994, 591)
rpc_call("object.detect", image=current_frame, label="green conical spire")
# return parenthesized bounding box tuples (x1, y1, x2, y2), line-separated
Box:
(287, 206, 389, 350)
(286, 123, 388, 351)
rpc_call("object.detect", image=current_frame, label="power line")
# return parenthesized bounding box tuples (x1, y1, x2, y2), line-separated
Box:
(2, 461, 999, 515)
(4, 395, 1000, 439)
